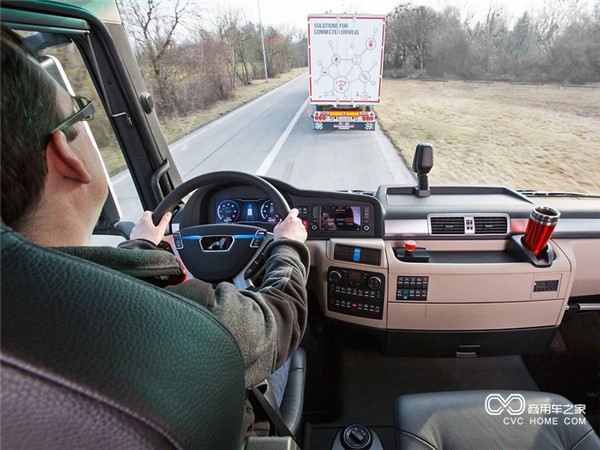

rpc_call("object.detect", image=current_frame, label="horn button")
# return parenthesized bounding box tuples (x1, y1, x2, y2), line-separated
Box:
(177, 224, 268, 281)
(200, 236, 235, 252)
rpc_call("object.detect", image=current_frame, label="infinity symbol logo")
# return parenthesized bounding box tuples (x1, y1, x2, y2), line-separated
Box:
(485, 393, 526, 416)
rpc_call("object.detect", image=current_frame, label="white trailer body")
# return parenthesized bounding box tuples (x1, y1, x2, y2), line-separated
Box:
(308, 14, 386, 130)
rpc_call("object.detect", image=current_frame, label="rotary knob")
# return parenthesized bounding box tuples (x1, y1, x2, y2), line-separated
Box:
(328, 270, 343, 284)
(367, 275, 382, 290)
(341, 424, 372, 450)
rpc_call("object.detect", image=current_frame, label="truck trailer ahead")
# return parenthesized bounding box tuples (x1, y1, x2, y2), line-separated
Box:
(307, 14, 386, 131)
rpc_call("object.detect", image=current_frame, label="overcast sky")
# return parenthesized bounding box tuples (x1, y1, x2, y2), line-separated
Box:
(201, 0, 551, 31)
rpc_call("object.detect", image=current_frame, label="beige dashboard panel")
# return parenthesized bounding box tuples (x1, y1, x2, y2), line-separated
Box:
(306, 237, 594, 332)
(554, 238, 600, 297)
(387, 300, 565, 330)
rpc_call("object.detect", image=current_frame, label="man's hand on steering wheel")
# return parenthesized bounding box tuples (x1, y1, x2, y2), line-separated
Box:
(130, 211, 172, 245)
(130, 208, 306, 247)
(273, 208, 307, 243)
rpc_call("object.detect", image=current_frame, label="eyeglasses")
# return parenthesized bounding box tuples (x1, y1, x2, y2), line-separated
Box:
(52, 95, 95, 134)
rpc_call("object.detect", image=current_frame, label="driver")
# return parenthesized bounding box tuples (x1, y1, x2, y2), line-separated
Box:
(1, 27, 309, 437)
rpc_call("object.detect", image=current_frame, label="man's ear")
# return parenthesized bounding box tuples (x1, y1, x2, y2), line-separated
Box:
(46, 130, 91, 184)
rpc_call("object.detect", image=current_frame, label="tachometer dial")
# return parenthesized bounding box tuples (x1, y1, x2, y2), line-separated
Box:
(217, 200, 241, 223)
(260, 200, 281, 223)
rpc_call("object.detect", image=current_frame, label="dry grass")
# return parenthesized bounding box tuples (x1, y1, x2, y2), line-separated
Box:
(375, 80, 600, 194)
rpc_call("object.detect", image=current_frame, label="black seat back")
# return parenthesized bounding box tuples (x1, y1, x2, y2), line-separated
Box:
(1, 224, 246, 449)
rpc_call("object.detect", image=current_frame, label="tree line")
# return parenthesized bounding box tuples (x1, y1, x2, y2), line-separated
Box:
(117, 0, 307, 119)
(384, 2, 600, 83)
(117, 1, 599, 121)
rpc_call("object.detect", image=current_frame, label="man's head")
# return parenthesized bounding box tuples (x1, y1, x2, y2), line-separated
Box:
(1, 27, 108, 244)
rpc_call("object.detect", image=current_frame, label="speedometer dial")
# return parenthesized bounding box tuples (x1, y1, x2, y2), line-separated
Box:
(260, 200, 281, 223)
(217, 200, 241, 223)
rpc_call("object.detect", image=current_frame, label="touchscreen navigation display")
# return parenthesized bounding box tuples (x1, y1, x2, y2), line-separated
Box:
(320, 206, 362, 231)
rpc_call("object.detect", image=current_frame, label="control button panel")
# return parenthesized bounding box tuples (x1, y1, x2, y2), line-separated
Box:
(396, 275, 429, 301)
(327, 267, 384, 319)
(296, 206, 309, 231)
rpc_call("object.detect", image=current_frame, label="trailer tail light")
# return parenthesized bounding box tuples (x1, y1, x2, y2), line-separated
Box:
(361, 112, 375, 121)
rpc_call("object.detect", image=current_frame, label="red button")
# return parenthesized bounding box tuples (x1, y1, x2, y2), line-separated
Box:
(405, 240, 417, 252)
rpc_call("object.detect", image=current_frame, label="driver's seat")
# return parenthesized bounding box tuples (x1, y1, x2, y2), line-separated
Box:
(0, 224, 247, 449)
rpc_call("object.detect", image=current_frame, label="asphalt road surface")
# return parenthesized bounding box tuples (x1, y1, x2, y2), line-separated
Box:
(112, 72, 415, 222)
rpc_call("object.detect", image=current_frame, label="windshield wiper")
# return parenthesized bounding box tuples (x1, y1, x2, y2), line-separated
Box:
(518, 189, 600, 198)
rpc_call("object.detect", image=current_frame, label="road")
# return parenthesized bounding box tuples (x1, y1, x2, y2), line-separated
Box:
(112, 72, 415, 221)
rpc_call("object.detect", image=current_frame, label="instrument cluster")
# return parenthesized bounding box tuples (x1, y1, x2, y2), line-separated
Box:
(214, 198, 281, 224)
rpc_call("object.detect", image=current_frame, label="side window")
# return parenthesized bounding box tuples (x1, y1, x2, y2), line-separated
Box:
(40, 40, 144, 225)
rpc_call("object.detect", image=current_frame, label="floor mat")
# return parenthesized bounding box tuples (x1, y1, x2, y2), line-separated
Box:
(304, 326, 542, 449)
(523, 311, 600, 424)
(332, 346, 539, 427)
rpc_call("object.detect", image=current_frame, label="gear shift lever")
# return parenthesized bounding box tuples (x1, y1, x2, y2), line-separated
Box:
(412, 143, 433, 197)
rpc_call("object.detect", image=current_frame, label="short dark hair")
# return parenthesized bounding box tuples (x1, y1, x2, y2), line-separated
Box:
(0, 26, 75, 230)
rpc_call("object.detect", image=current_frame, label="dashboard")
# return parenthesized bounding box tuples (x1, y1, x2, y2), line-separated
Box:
(173, 178, 600, 358)
(181, 182, 382, 237)
(214, 196, 370, 232)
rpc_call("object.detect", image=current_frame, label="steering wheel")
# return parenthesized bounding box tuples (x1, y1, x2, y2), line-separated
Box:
(152, 171, 290, 288)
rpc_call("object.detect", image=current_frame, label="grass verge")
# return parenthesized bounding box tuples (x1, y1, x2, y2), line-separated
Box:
(376, 79, 600, 194)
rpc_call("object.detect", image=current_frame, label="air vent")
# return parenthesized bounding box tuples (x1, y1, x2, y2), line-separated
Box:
(474, 216, 508, 234)
(430, 216, 465, 235)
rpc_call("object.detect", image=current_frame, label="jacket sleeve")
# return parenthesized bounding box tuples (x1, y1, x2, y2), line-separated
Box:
(120, 238, 310, 388)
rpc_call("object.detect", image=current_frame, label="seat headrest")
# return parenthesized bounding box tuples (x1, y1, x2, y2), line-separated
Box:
(1, 224, 246, 449)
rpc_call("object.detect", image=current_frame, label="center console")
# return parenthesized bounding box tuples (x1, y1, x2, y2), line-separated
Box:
(318, 235, 574, 357)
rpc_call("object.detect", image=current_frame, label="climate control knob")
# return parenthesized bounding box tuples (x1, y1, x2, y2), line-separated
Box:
(367, 275, 382, 290)
(328, 270, 343, 284)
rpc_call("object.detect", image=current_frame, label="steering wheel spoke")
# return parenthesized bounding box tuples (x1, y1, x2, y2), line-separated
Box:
(233, 232, 274, 290)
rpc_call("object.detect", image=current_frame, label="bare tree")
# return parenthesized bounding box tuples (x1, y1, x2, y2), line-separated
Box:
(385, 4, 412, 71)
(532, 0, 573, 60)
(213, 8, 263, 86)
(407, 6, 439, 71)
(429, 7, 470, 78)
(505, 11, 538, 78)
(385, 4, 438, 73)
(118, 0, 193, 116)
(549, 15, 600, 83)
(467, 2, 508, 76)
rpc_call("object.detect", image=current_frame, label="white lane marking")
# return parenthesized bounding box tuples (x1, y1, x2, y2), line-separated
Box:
(256, 98, 309, 176)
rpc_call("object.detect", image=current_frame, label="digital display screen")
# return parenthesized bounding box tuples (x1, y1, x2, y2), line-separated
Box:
(214, 198, 281, 224)
(320, 206, 362, 231)
(347, 270, 363, 282)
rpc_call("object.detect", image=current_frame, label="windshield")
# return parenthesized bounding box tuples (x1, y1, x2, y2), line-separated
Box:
(36, 0, 600, 221)
(116, 0, 599, 194)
